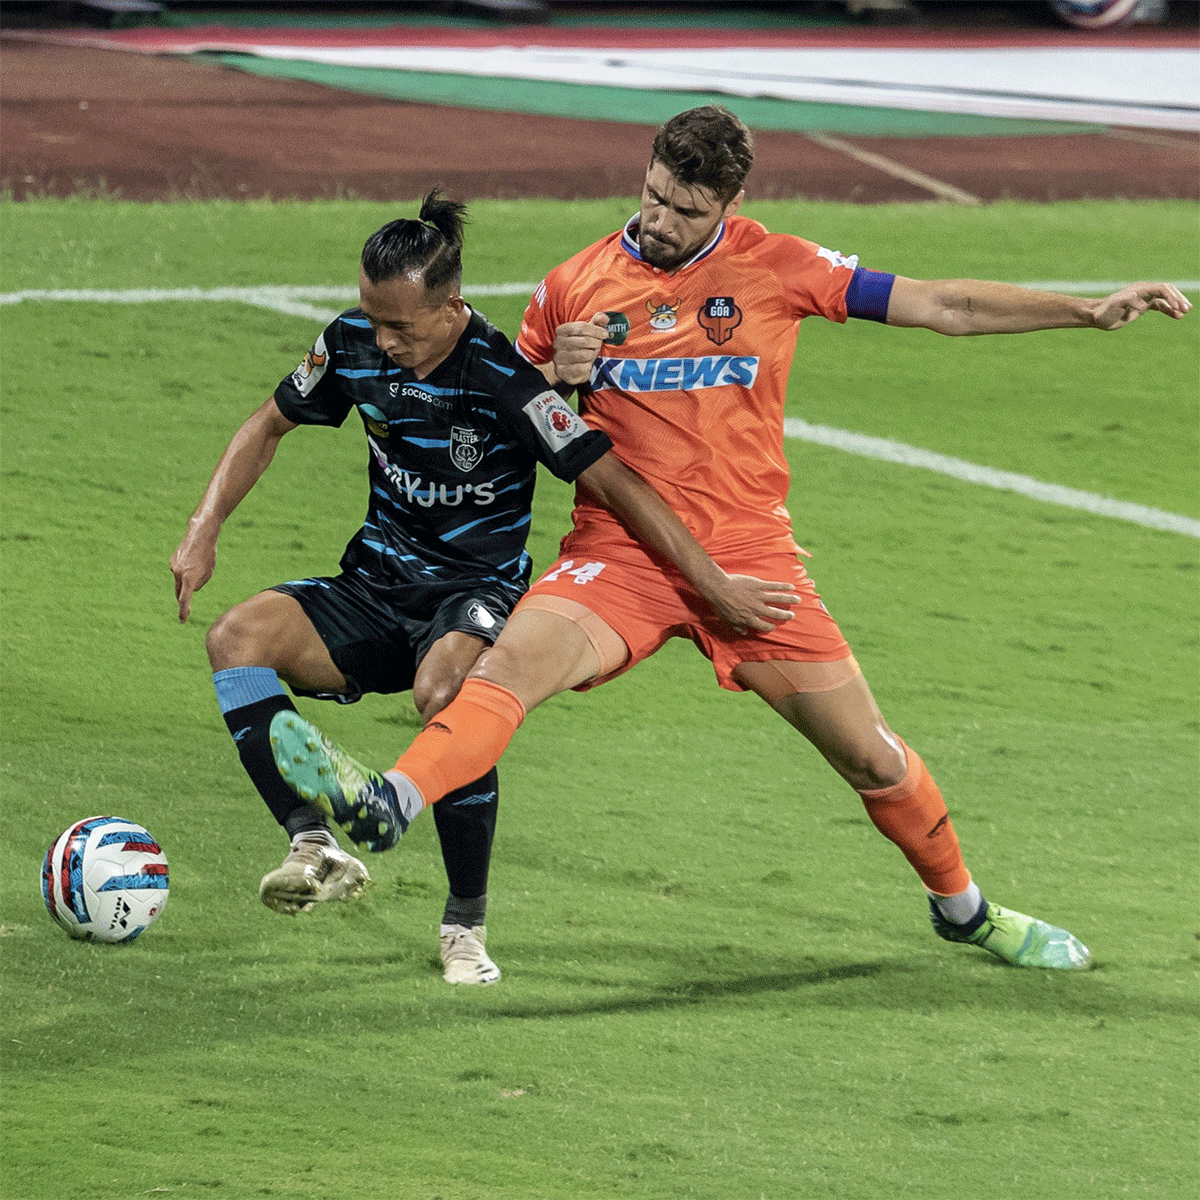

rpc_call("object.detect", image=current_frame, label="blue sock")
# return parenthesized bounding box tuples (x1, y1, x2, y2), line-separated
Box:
(213, 667, 322, 832)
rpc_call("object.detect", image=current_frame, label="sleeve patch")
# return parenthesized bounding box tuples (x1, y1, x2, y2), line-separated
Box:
(522, 391, 591, 454)
(845, 268, 896, 323)
(815, 246, 860, 272)
(290, 332, 329, 396)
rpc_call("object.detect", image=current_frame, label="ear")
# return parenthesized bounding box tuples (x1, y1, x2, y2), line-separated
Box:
(723, 189, 744, 220)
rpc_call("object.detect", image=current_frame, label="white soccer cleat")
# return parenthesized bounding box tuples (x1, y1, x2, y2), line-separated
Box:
(259, 831, 369, 915)
(439, 923, 501, 985)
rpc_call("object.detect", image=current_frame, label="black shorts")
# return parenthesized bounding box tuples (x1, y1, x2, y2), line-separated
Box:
(273, 572, 521, 702)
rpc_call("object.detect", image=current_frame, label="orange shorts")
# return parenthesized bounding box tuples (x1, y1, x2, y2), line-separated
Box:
(516, 532, 853, 693)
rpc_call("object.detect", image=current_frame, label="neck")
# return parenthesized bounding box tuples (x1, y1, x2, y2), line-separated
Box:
(412, 305, 471, 379)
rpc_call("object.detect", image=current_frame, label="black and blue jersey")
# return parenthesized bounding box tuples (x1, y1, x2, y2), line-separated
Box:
(273, 306, 611, 597)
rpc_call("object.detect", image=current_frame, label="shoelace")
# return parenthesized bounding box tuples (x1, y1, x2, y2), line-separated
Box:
(441, 930, 484, 962)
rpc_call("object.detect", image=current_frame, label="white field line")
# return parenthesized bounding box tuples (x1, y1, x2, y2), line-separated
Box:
(4, 281, 1197, 539)
(5, 280, 1197, 305)
(0, 283, 534, 305)
(784, 418, 1200, 538)
(805, 132, 984, 206)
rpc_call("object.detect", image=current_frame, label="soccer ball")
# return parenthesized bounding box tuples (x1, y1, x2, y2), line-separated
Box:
(42, 816, 169, 943)
(1049, 0, 1142, 29)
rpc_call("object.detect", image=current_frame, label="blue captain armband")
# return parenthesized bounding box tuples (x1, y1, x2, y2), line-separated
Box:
(845, 268, 896, 323)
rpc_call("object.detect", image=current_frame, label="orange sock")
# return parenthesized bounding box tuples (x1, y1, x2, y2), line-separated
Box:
(393, 677, 525, 806)
(857, 741, 970, 897)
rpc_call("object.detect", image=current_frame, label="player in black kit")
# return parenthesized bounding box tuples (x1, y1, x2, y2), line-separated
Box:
(170, 190, 784, 984)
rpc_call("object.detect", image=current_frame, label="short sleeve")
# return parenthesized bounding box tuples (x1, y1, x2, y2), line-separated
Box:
(273, 316, 355, 427)
(771, 237, 891, 329)
(472, 321, 612, 483)
(516, 275, 560, 366)
(518, 387, 612, 482)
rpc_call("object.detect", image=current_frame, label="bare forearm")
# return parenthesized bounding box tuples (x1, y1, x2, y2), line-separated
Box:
(576, 455, 718, 590)
(893, 278, 1093, 335)
(947, 280, 1095, 334)
(188, 439, 274, 532)
(170, 397, 295, 621)
(533, 359, 575, 398)
(888, 276, 1191, 335)
(574, 453, 800, 632)
(187, 396, 292, 532)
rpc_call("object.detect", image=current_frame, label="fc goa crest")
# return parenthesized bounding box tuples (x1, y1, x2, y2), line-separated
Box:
(450, 426, 483, 472)
(697, 296, 743, 346)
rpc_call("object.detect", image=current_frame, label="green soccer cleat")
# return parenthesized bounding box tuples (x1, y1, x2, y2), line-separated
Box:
(929, 897, 1091, 970)
(269, 712, 415, 852)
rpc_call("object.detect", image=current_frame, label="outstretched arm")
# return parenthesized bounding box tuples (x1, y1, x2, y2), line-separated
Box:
(885, 277, 1191, 336)
(170, 395, 298, 622)
(575, 451, 800, 634)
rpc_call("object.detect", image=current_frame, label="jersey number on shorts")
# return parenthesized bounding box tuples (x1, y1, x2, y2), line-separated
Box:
(541, 559, 607, 586)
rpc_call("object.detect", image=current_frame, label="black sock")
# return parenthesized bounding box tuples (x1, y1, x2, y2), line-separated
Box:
(442, 893, 489, 929)
(433, 767, 498, 923)
(219, 692, 317, 830)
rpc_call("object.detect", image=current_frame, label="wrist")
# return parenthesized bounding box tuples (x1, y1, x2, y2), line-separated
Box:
(683, 556, 729, 594)
(187, 511, 222, 538)
(1081, 297, 1105, 328)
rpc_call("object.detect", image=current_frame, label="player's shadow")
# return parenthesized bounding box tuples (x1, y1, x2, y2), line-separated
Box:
(485, 959, 902, 1021)
(315, 934, 1186, 1024)
(472, 936, 1156, 1023)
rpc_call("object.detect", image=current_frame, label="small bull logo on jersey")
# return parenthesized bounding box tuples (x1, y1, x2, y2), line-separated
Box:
(646, 296, 683, 332)
(697, 296, 743, 346)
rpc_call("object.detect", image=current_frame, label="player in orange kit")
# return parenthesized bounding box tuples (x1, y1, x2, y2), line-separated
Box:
(269, 106, 1190, 973)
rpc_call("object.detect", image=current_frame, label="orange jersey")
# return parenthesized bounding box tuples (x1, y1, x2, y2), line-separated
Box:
(517, 214, 893, 559)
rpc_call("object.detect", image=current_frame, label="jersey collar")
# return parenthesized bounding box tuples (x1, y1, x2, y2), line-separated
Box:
(620, 214, 726, 274)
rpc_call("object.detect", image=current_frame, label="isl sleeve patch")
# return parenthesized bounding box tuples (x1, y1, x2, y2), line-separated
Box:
(522, 390, 592, 454)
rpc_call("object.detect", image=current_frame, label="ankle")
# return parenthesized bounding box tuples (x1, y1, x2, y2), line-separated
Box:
(928, 881, 984, 926)
(442, 892, 487, 928)
(289, 826, 338, 851)
(284, 804, 333, 842)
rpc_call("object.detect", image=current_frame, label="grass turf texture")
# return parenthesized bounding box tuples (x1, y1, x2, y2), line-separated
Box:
(1, 198, 1197, 1200)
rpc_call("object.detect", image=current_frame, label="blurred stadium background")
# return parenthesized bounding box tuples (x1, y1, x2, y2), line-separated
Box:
(2, 0, 1196, 203)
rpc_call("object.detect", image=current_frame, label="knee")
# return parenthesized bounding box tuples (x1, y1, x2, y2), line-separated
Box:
(468, 642, 517, 688)
(840, 740, 908, 794)
(205, 603, 270, 671)
(413, 677, 461, 722)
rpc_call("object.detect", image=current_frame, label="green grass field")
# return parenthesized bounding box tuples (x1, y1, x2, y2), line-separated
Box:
(1, 198, 1197, 1200)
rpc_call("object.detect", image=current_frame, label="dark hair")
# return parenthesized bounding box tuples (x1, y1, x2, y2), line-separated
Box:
(360, 188, 467, 298)
(650, 106, 754, 204)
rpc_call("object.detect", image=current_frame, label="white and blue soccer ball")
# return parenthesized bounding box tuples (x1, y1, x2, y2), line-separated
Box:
(1049, 0, 1143, 28)
(42, 816, 169, 943)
